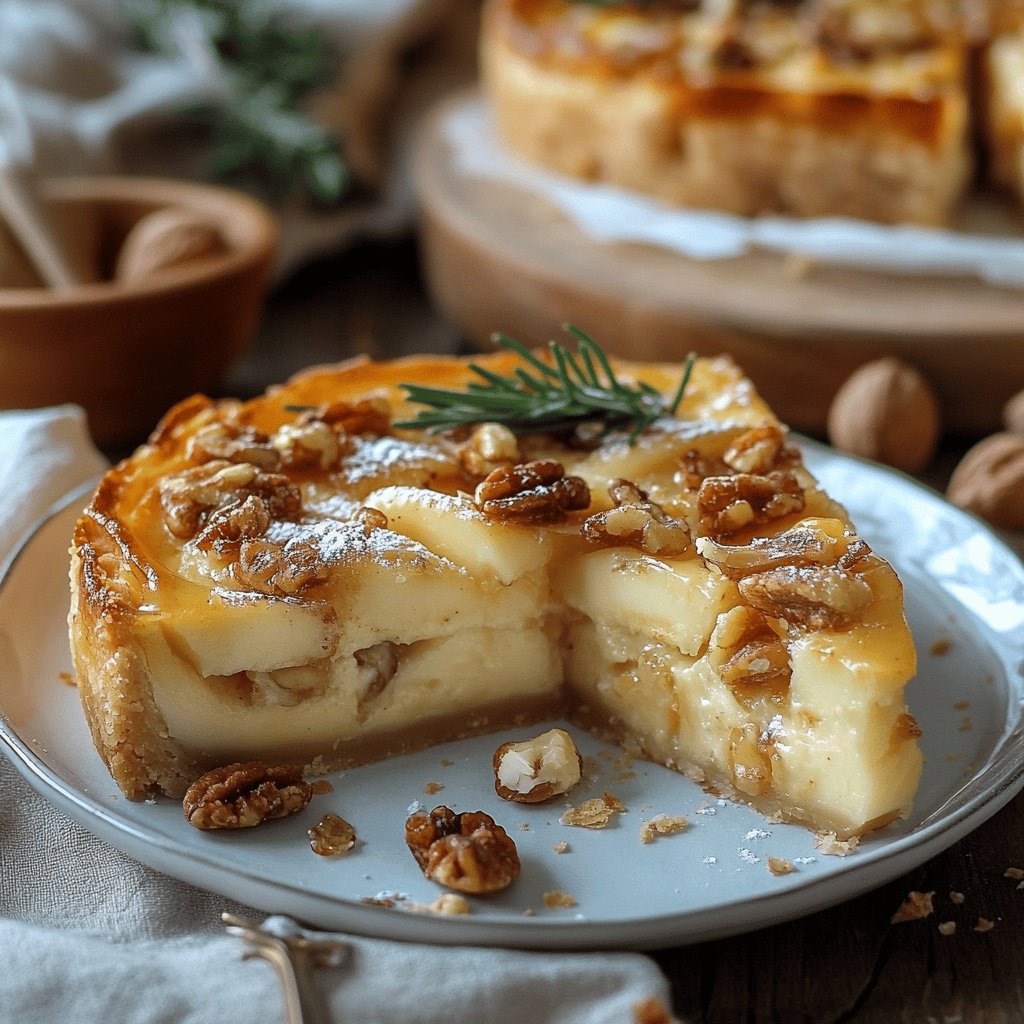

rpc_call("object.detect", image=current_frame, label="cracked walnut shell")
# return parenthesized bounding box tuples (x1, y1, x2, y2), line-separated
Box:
(405, 806, 520, 894)
(183, 761, 312, 830)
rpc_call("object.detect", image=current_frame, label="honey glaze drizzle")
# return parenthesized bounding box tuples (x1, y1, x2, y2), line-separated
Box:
(308, 813, 357, 857)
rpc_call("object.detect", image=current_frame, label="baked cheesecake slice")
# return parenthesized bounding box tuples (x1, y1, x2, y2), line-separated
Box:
(481, 0, 973, 224)
(69, 342, 920, 838)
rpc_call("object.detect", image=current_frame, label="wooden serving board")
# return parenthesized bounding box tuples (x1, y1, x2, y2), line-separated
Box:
(413, 93, 1024, 437)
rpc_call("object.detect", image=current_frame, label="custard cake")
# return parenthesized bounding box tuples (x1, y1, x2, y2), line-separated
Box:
(69, 343, 920, 838)
(481, 0, 975, 224)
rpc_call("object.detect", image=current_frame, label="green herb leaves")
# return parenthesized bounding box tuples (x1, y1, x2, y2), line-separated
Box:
(395, 327, 695, 442)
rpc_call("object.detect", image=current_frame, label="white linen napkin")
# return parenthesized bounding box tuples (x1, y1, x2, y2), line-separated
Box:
(0, 405, 679, 1023)
(0, 0, 477, 276)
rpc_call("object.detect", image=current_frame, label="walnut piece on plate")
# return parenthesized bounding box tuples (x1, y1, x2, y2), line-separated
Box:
(183, 761, 312, 830)
(405, 805, 521, 894)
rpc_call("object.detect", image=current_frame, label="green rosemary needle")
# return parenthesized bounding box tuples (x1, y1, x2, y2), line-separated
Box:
(394, 326, 695, 441)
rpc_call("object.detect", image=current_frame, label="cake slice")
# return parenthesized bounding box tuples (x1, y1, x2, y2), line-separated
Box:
(69, 338, 920, 838)
(480, 0, 973, 225)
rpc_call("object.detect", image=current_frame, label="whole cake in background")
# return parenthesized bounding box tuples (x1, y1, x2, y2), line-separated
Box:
(481, 0, 1024, 225)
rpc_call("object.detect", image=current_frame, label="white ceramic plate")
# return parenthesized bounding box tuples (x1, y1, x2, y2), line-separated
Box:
(1, 444, 1023, 951)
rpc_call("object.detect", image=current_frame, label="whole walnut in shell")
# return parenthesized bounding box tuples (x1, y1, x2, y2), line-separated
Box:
(946, 433, 1024, 530)
(116, 207, 228, 281)
(1004, 390, 1024, 435)
(827, 358, 940, 474)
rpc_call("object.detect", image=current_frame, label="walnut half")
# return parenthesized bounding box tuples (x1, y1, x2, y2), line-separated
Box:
(405, 806, 520, 894)
(183, 761, 312, 830)
(474, 460, 590, 525)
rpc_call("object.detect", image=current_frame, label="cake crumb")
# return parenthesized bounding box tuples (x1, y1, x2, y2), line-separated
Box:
(974, 917, 995, 933)
(744, 828, 771, 841)
(738, 848, 760, 865)
(1004, 867, 1024, 880)
(523, 908, 536, 917)
(561, 794, 625, 829)
(938, 921, 956, 936)
(891, 891, 934, 923)
(952, 699, 970, 710)
(310, 779, 332, 795)
(407, 894, 470, 916)
(640, 815, 689, 844)
(702, 856, 717, 865)
(58, 671, 77, 688)
(814, 832, 860, 857)
(695, 802, 717, 816)
(957, 716, 973, 732)
(518, 822, 530, 831)
(767, 857, 796, 876)
(553, 841, 570, 854)
(931, 637, 952, 656)
(423, 782, 444, 795)
(439, 758, 454, 767)
(543, 890, 577, 909)
(950, 891, 965, 904)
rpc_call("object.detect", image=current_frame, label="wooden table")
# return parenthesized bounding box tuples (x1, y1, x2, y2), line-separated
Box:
(227, 236, 1024, 1024)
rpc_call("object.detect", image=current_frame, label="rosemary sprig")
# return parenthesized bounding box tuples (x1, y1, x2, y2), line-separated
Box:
(394, 327, 696, 442)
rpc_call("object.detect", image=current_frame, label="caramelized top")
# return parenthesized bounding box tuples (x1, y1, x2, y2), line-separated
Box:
(491, 0, 976, 144)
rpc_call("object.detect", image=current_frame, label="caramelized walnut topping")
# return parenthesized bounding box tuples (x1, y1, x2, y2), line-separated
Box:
(355, 506, 388, 536)
(183, 761, 312, 830)
(457, 422, 521, 481)
(193, 494, 271, 556)
(235, 538, 329, 596)
(186, 421, 281, 470)
(582, 480, 692, 557)
(159, 461, 302, 540)
(738, 564, 873, 630)
(698, 520, 853, 579)
(272, 420, 344, 471)
(405, 806, 520, 894)
(697, 471, 805, 538)
(474, 460, 591, 525)
(493, 728, 583, 804)
(678, 448, 730, 491)
(710, 606, 791, 694)
(300, 397, 391, 436)
(722, 425, 790, 475)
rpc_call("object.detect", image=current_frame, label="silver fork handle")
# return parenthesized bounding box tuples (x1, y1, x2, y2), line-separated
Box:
(240, 939, 320, 1024)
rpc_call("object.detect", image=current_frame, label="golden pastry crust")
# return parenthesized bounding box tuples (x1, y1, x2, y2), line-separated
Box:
(69, 349, 921, 837)
(480, 0, 973, 224)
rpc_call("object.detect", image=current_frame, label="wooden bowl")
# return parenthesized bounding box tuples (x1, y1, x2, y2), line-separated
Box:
(0, 177, 277, 447)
